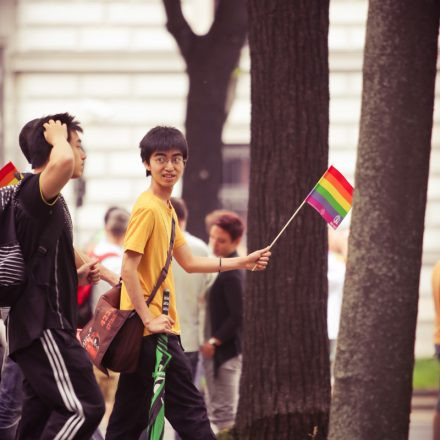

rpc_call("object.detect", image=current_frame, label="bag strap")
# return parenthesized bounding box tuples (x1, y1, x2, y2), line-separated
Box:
(146, 217, 176, 306)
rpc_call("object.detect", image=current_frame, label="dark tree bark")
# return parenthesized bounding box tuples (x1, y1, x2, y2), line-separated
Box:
(236, 1, 330, 439)
(163, 0, 247, 239)
(329, 2, 439, 439)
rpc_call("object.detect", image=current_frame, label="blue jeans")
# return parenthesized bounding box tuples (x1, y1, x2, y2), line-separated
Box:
(0, 346, 23, 439)
(0, 308, 23, 439)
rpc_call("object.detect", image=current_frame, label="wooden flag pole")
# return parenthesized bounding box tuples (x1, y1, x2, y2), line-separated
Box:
(267, 198, 307, 250)
(251, 199, 306, 272)
(251, 167, 330, 271)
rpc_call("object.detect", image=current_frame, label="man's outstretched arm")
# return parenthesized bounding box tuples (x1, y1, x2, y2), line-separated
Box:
(173, 244, 271, 274)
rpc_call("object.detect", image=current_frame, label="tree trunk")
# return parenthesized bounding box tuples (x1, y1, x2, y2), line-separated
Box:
(236, 1, 330, 439)
(163, 0, 247, 239)
(329, 2, 439, 439)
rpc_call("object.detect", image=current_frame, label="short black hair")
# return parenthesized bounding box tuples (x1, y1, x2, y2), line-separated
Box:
(210, 211, 245, 242)
(21, 113, 83, 168)
(18, 119, 39, 164)
(171, 197, 188, 222)
(139, 126, 188, 176)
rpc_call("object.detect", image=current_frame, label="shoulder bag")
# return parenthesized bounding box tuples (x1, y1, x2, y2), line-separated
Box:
(79, 217, 176, 374)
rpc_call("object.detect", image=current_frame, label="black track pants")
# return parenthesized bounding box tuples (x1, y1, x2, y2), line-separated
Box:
(14, 329, 105, 440)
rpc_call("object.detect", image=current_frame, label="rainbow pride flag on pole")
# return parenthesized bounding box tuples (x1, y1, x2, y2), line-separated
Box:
(0, 162, 21, 188)
(252, 165, 355, 260)
(306, 165, 353, 229)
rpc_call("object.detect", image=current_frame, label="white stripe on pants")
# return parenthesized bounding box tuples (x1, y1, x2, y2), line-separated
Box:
(41, 330, 85, 439)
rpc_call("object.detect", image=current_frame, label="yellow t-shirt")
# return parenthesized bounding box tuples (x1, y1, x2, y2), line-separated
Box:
(120, 191, 186, 336)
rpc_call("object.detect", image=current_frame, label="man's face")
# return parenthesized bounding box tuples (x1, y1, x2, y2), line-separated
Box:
(209, 224, 240, 258)
(145, 149, 185, 188)
(70, 131, 86, 178)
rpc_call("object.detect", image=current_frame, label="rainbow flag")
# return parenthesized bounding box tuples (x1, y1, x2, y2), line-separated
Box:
(0, 162, 21, 188)
(306, 165, 354, 229)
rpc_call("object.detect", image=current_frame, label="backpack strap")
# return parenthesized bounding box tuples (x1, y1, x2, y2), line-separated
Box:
(146, 217, 176, 306)
(33, 210, 65, 260)
(14, 176, 68, 283)
(12, 174, 64, 258)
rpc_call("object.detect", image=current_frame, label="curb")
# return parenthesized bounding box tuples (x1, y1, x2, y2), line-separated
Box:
(412, 389, 437, 411)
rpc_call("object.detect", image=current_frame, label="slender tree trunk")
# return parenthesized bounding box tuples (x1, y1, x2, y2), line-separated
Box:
(163, 0, 246, 239)
(329, 2, 439, 439)
(236, 1, 330, 439)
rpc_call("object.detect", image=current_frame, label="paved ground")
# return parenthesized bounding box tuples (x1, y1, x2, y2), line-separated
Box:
(162, 391, 436, 439)
(409, 411, 433, 440)
(165, 419, 434, 440)
(409, 390, 436, 440)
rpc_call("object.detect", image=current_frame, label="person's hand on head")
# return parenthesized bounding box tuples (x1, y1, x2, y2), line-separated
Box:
(43, 119, 68, 146)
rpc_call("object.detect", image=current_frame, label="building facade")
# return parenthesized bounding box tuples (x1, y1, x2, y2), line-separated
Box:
(0, 0, 438, 355)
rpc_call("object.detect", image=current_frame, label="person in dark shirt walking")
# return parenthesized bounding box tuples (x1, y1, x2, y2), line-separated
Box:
(8, 114, 105, 439)
(201, 211, 245, 433)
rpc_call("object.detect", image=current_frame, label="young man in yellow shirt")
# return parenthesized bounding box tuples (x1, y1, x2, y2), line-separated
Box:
(106, 126, 270, 439)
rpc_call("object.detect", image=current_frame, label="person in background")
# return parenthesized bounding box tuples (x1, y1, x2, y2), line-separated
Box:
(171, 197, 215, 440)
(201, 211, 245, 433)
(327, 228, 348, 379)
(88, 206, 130, 435)
(90, 207, 130, 311)
(170, 198, 214, 380)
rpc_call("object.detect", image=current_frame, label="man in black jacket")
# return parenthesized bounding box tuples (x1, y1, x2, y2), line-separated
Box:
(201, 211, 245, 432)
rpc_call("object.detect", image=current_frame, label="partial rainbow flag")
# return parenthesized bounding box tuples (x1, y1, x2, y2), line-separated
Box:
(0, 162, 22, 188)
(306, 165, 353, 229)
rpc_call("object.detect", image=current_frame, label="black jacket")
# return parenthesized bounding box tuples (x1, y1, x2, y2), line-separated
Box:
(209, 251, 244, 373)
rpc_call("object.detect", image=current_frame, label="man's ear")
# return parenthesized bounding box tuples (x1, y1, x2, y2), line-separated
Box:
(143, 160, 150, 172)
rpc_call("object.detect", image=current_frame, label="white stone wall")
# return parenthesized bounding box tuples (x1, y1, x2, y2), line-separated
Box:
(1, 0, 438, 355)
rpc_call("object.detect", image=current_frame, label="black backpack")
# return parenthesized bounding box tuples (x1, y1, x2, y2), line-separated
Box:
(0, 177, 28, 306)
(0, 174, 63, 307)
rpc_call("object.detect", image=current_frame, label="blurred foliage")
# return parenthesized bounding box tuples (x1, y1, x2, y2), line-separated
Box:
(413, 357, 439, 389)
